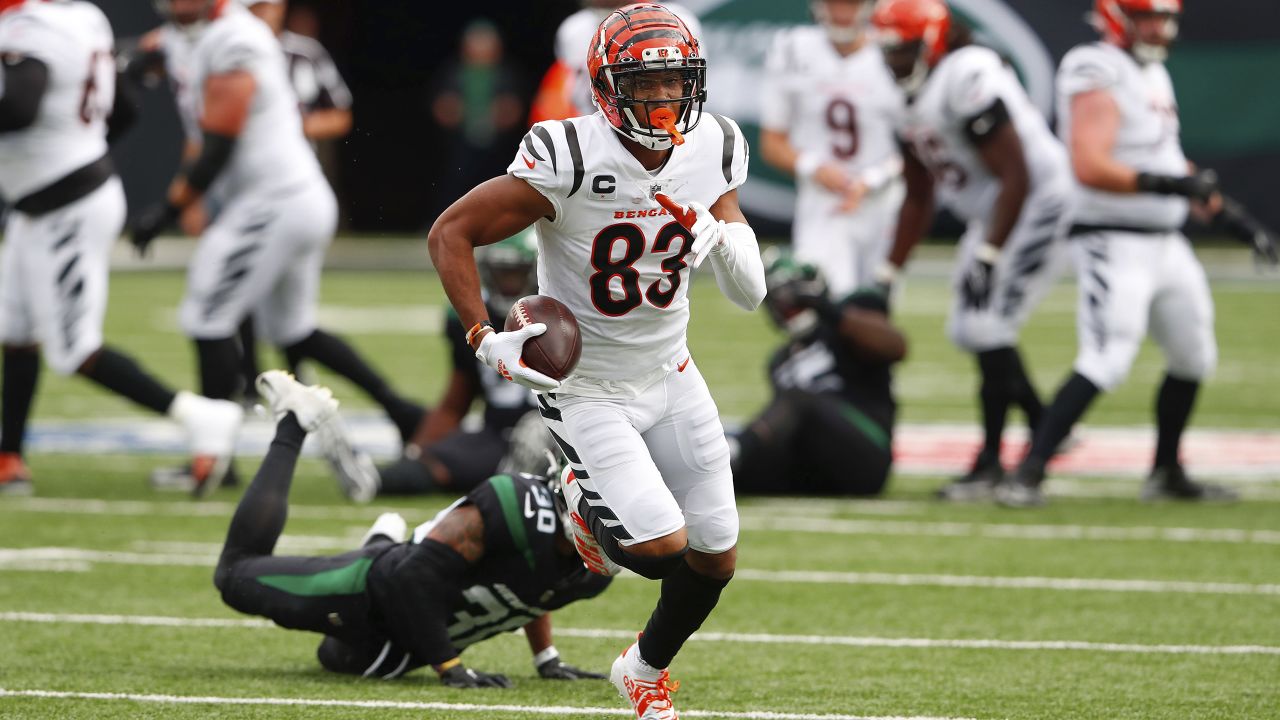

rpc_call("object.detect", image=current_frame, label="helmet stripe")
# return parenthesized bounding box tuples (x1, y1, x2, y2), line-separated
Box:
(615, 28, 691, 56)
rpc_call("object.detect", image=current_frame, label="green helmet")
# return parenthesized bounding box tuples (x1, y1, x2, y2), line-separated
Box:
(761, 246, 829, 337)
(476, 227, 539, 314)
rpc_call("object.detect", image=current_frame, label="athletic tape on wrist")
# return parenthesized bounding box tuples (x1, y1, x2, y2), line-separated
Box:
(532, 646, 560, 667)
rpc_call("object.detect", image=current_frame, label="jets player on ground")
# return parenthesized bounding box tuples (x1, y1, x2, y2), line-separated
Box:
(429, 6, 765, 717)
(216, 371, 610, 687)
(130, 0, 423, 495)
(759, 0, 905, 297)
(370, 231, 541, 500)
(872, 0, 1073, 500)
(0, 0, 242, 496)
(997, 0, 1274, 507)
(733, 248, 906, 497)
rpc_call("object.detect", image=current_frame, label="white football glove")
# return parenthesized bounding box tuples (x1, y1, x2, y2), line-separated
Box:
(655, 194, 725, 270)
(475, 325, 561, 392)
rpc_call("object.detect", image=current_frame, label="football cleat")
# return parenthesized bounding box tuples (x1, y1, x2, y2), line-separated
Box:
(1141, 466, 1239, 503)
(560, 465, 622, 577)
(994, 459, 1047, 508)
(936, 456, 1003, 502)
(0, 452, 33, 496)
(360, 512, 408, 547)
(254, 370, 338, 431)
(611, 640, 680, 720)
(171, 391, 244, 499)
(316, 418, 380, 504)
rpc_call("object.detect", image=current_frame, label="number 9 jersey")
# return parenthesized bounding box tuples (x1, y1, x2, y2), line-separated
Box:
(507, 112, 749, 392)
(0, 0, 115, 202)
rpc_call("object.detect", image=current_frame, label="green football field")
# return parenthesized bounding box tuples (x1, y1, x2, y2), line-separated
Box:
(1, 260, 1278, 719)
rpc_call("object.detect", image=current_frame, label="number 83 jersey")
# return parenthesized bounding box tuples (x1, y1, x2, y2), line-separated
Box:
(508, 112, 748, 390)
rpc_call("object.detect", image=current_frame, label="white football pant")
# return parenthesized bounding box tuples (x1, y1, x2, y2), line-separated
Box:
(0, 178, 125, 375)
(793, 180, 905, 298)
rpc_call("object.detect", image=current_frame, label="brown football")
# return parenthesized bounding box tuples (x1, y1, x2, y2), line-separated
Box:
(504, 295, 582, 381)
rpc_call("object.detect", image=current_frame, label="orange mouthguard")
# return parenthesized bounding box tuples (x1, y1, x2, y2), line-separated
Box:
(649, 108, 684, 146)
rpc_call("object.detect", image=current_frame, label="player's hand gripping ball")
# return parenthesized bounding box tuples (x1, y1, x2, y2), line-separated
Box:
(505, 295, 583, 382)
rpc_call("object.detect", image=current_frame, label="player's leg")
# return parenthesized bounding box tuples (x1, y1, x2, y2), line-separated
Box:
(850, 183, 905, 292)
(1142, 237, 1234, 501)
(0, 211, 39, 494)
(798, 394, 893, 496)
(1000, 232, 1154, 505)
(376, 429, 505, 496)
(264, 184, 424, 443)
(237, 317, 262, 405)
(731, 390, 810, 494)
(316, 635, 419, 679)
(793, 191, 858, 298)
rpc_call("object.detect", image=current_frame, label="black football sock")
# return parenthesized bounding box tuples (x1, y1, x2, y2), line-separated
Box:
(219, 413, 305, 564)
(375, 456, 441, 495)
(78, 347, 177, 415)
(1153, 374, 1200, 470)
(196, 337, 243, 401)
(1006, 347, 1045, 432)
(1, 347, 40, 455)
(237, 318, 261, 399)
(638, 561, 731, 669)
(1026, 372, 1100, 466)
(976, 349, 1014, 462)
(285, 329, 423, 440)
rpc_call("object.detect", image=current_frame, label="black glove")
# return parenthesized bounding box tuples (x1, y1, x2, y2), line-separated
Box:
(791, 287, 842, 325)
(439, 664, 513, 689)
(1216, 197, 1279, 267)
(129, 203, 179, 257)
(536, 656, 607, 680)
(960, 258, 996, 310)
(1136, 170, 1218, 202)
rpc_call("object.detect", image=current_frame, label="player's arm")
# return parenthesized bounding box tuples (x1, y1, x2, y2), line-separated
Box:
(1070, 89, 1215, 201)
(834, 307, 908, 364)
(884, 143, 934, 275)
(0, 55, 49, 133)
(302, 107, 352, 140)
(971, 101, 1028, 252)
(522, 614, 608, 681)
(701, 189, 766, 311)
(410, 370, 476, 448)
(428, 175, 561, 392)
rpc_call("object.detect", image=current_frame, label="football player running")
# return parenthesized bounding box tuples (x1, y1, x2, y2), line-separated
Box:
(215, 371, 610, 687)
(131, 0, 424, 495)
(733, 248, 906, 497)
(428, 5, 765, 717)
(368, 231, 542, 501)
(759, 0, 906, 297)
(0, 0, 241, 496)
(997, 0, 1275, 507)
(872, 0, 1073, 500)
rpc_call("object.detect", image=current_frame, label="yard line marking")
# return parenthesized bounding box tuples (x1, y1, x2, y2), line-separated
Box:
(7, 612, 1277, 656)
(1, 496, 397, 521)
(737, 516, 1280, 545)
(0, 688, 975, 720)
(3, 547, 1278, 595)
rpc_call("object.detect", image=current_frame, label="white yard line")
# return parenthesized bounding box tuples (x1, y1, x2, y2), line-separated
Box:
(0, 688, 974, 720)
(5, 612, 1276, 657)
(1, 548, 1277, 596)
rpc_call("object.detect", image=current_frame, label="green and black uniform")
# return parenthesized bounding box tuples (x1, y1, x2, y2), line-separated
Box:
(214, 416, 610, 679)
(733, 292, 896, 496)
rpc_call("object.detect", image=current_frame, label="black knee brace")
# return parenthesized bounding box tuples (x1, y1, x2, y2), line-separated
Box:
(619, 545, 689, 580)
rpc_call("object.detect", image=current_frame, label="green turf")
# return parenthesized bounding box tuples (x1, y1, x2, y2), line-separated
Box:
(2, 265, 1278, 719)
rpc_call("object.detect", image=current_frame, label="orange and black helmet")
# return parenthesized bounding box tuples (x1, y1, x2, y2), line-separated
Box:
(587, 3, 706, 150)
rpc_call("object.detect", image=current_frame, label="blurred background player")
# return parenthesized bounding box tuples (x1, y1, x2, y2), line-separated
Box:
(428, 6, 764, 718)
(533, 0, 701, 123)
(369, 230, 542, 499)
(873, 0, 1073, 501)
(129, 0, 423, 495)
(733, 249, 905, 497)
(759, 0, 905, 298)
(215, 371, 610, 687)
(0, 0, 242, 496)
(998, 0, 1277, 507)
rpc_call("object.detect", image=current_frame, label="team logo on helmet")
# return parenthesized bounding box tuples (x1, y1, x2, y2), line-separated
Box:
(871, 0, 952, 95)
(587, 3, 707, 151)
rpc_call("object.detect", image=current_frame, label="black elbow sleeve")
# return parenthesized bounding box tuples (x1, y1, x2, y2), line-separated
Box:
(0, 57, 50, 132)
(963, 97, 1011, 146)
(184, 130, 237, 193)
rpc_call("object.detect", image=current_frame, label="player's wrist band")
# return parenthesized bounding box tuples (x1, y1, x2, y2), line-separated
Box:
(466, 321, 494, 351)
(794, 152, 823, 181)
(532, 646, 559, 668)
(975, 242, 1001, 264)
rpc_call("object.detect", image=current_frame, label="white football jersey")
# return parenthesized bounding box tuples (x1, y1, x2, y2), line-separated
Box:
(760, 27, 903, 180)
(554, 3, 702, 117)
(508, 112, 748, 390)
(898, 46, 1069, 223)
(159, 23, 203, 143)
(1057, 42, 1189, 229)
(186, 4, 323, 199)
(0, 0, 115, 201)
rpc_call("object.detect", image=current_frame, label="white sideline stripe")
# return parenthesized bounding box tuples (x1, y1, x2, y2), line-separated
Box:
(0, 688, 972, 720)
(738, 516, 1280, 545)
(9, 496, 1280, 547)
(3, 548, 1278, 596)
(5, 612, 1280, 657)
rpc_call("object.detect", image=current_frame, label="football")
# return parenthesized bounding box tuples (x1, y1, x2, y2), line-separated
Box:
(504, 295, 582, 381)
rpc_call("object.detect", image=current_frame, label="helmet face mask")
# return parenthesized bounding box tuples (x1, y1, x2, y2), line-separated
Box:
(762, 248, 829, 339)
(871, 0, 951, 95)
(812, 0, 873, 45)
(588, 3, 707, 151)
